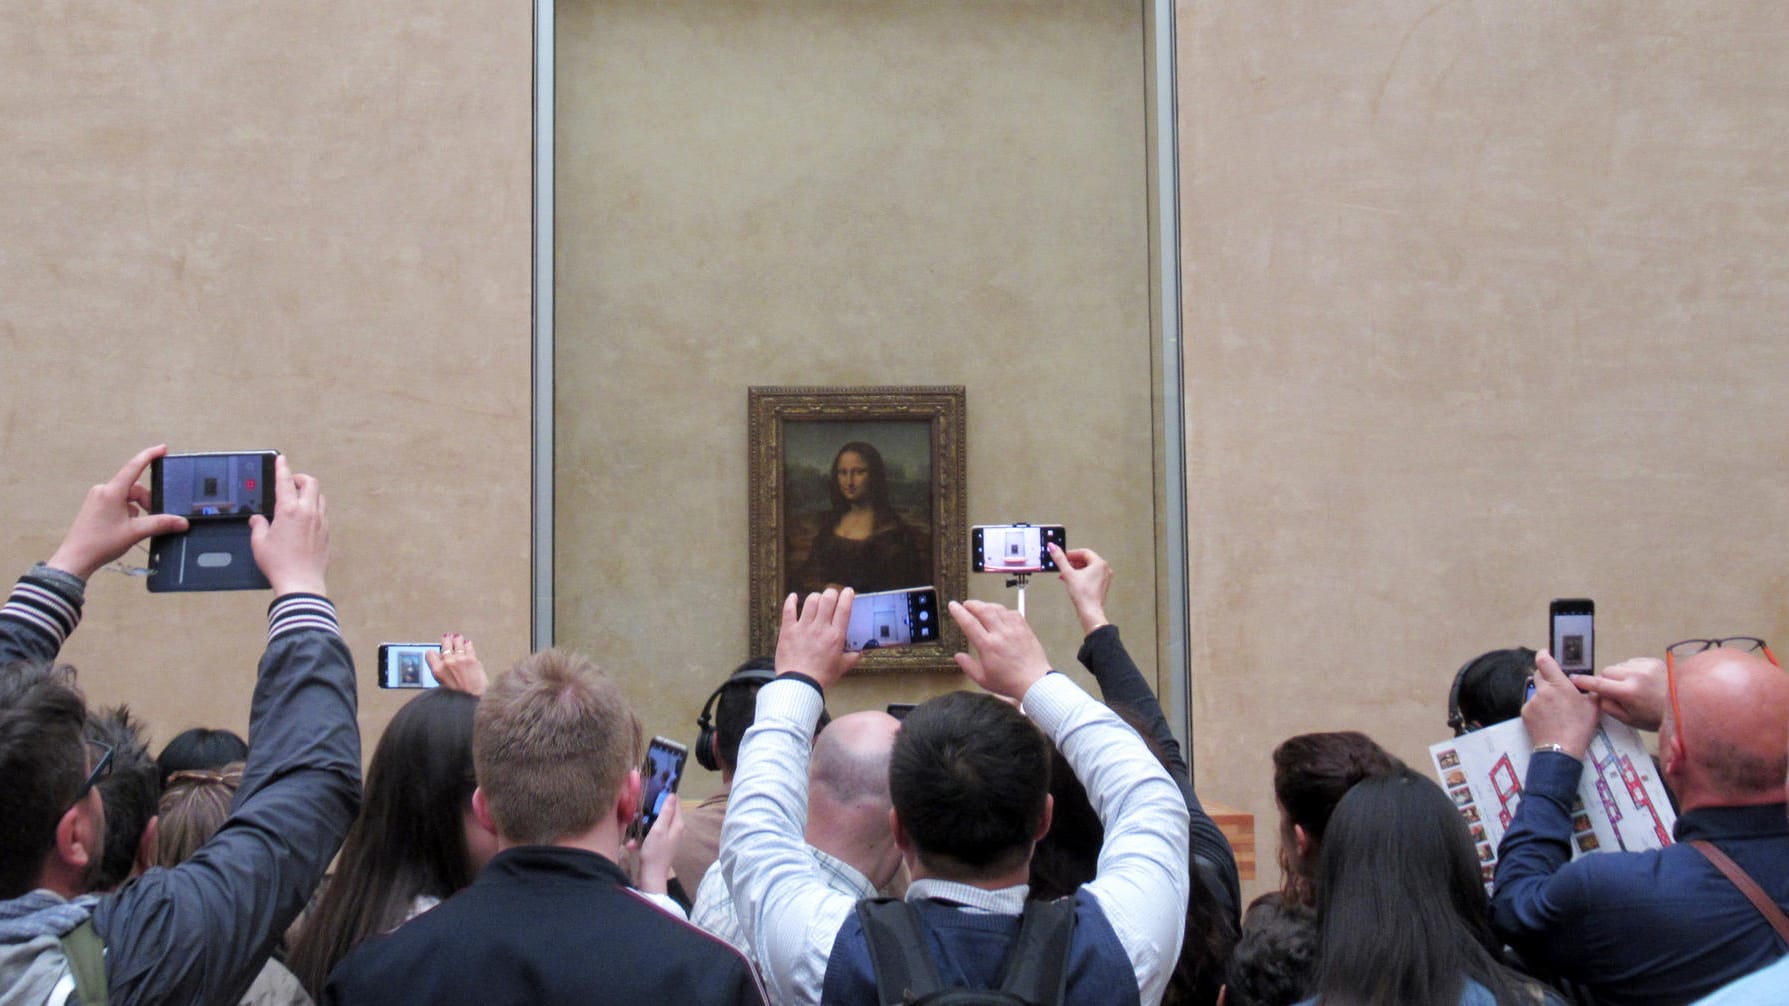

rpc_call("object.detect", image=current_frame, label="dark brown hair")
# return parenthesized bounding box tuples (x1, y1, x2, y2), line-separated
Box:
(1272, 731, 1400, 906)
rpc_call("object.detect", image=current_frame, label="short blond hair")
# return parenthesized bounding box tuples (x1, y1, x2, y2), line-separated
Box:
(473, 649, 641, 845)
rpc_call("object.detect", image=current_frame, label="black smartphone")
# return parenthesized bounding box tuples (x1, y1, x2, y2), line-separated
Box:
(377, 643, 442, 689)
(1549, 598, 1595, 675)
(150, 451, 278, 521)
(844, 586, 940, 652)
(145, 451, 280, 593)
(886, 703, 916, 721)
(632, 736, 690, 841)
(970, 524, 1066, 574)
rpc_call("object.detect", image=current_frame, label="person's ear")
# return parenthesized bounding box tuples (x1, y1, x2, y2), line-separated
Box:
(1294, 822, 1313, 860)
(472, 787, 497, 834)
(1663, 731, 1686, 780)
(55, 805, 95, 871)
(1033, 794, 1054, 843)
(890, 808, 911, 854)
(133, 815, 160, 876)
(616, 768, 642, 827)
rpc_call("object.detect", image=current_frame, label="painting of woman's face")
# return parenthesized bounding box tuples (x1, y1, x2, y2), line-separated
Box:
(834, 450, 871, 503)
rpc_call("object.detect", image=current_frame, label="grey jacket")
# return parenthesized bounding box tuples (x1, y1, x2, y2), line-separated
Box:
(0, 567, 361, 1006)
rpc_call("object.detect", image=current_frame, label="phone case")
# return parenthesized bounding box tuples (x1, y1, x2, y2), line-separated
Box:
(146, 522, 270, 592)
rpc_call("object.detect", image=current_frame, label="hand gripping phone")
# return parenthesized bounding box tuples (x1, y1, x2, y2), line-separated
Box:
(631, 737, 690, 841)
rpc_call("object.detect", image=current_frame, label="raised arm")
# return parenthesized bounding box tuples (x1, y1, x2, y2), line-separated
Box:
(951, 599, 1192, 1006)
(1489, 651, 1601, 974)
(1, 445, 188, 667)
(93, 456, 361, 1005)
(720, 588, 861, 1006)
(1055, 544, 1240, 921)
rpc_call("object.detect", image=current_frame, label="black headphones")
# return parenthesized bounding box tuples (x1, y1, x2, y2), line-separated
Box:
(1445, 655, 1476, 738)
(693, 662, 778, 771)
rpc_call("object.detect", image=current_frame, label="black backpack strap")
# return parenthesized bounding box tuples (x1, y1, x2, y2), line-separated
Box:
(857, 897, 947, 1006)
(992, 898, 1077, 1006)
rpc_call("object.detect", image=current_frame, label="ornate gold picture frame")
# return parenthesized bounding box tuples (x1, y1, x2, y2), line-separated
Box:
(748, 386, 967, 673)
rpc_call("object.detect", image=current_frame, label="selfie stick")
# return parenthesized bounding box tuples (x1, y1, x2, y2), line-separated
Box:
(1005, 572, 1031, 618)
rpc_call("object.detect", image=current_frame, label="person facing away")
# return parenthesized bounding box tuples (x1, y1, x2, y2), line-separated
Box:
(1493, 645, 1789, 1005)
(676, 657, 776, 894)
(0, 445, 360, 1006)
(81, 704, 162, 894)
(323, 648, 763, 1006)
(691, 709, 904, 964)
(719, 587, 1189, 1006)
(1297, 768, 1559, 1006)
(158, 763, 313, 1006)
(286, 687, 491, 998)
(1691, 705, 1789, 1005)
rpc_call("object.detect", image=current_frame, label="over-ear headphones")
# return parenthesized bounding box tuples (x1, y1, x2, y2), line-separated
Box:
(694, 662, 778, 772)
(1446, 655, 1475, 737)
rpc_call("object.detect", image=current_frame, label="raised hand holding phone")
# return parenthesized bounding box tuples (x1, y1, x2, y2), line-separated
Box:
(775, 587, 860, 689)
(249, 455, 329, 597)
(948, 599, 1052, 702)
(46, 445, 189, 580)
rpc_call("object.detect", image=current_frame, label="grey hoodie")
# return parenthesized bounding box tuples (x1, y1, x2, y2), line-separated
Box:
(0, 890, 96, 1005)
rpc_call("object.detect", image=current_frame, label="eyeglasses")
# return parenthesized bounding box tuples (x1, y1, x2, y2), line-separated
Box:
(1663, 638, 1779, 759)
(72, 741, 114, 806)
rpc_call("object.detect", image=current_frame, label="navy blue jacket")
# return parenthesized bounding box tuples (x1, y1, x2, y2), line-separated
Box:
(0, 567, 361, 1006)
(1491, 750, 1789, 1005)
(325, 845, 763, 1006)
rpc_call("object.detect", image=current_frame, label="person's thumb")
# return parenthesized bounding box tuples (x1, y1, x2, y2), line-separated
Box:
(1535, 650, 1571, 686)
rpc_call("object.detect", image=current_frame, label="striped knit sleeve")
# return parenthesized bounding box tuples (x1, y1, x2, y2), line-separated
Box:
(0, 565, 86, 655)
(266, 593, 340, 642)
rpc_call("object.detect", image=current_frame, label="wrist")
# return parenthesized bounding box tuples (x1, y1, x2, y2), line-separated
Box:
(1073, 603, 1109, 636)
(43, 549, 99, 582)
(1533, 741, 1585, 760)
(269, 575, 328, 597)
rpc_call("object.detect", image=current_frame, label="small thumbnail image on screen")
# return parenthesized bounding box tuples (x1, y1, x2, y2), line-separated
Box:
(162, 455, 266, 518)
(384, 648, 439, 688)
(995, 527, 1043, 567)
(848, 593, 915, 651)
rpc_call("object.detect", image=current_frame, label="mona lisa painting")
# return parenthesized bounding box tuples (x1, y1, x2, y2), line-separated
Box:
(748, 386, 966, 672)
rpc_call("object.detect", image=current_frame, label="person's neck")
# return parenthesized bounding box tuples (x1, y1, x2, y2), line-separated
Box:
(1676, 789, 1787, 814)
(497, 821, 625, 860)
(905, 854, 1029, 892)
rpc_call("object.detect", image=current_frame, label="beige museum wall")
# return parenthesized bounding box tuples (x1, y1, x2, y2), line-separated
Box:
(553, 0, 1168, 807)
(1180, 3, 1789, 902)
(0, 5, 534, 751)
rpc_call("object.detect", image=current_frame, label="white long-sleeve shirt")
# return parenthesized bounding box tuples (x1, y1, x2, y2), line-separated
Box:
(719, 673, 1191, 1006)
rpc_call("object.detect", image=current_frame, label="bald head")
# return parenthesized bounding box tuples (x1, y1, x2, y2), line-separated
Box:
(806, 711, 903, 890)
(810, 711, 901, 807)
(1668, 648, 1789, 806)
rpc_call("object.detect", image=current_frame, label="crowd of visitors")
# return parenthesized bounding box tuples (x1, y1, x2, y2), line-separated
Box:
(2, 446, 1785, 1005)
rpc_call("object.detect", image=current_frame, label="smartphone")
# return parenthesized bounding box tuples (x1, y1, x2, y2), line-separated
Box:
(970, 524, 1066, 574)
(844, 586, 940, 652)
(1549, 598, 1595, 676)
(631, 736, 690, 841)
(377, 643, 442, 689)
(886, 703, 916, 721)
(151, 451, 278, 521)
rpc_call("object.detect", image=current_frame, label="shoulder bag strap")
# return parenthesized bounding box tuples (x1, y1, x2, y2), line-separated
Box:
(57, 917, 108, 1006)
(1689, 839, 1789, 947)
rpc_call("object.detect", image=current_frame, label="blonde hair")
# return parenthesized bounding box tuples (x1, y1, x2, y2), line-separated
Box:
(473, 650, 641, 845)
(156, 762, 245, 867)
